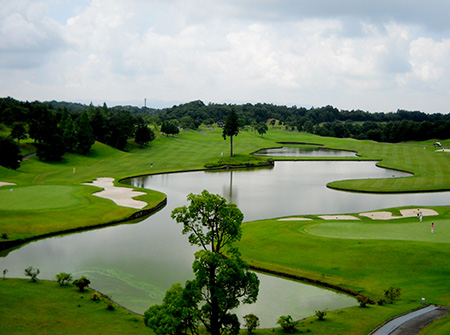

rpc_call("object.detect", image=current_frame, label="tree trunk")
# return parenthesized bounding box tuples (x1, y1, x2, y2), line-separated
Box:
(210, 266, 220, 335)
(230, 135, 233, 157)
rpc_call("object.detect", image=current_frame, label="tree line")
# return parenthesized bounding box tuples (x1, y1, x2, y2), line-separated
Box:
(157, 101, 450, 142)
(2, 97, 450, 169)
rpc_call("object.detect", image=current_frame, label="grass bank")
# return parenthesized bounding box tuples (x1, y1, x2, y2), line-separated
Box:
(237, 205, 450, 334)
(0, 278, 150, 335)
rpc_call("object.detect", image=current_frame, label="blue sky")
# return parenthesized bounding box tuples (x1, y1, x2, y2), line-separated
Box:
(1, 0, 450, 112)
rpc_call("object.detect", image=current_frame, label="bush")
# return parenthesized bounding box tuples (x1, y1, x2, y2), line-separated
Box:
(377, 298, 386, 306)
(92, 292, 101, 301)
(357, 294, 371, 307)
(104, 295, 115, 311)
(56, 272, 73, 286)
(24, 266, 40, 282)
(384, 287, 401, 304)
(277, 315, 297, 333)
(73, 276, 90, 292)
(244, 313, 260, 333)
(1, 233, 7, 239)
(315, 309, 327, 321)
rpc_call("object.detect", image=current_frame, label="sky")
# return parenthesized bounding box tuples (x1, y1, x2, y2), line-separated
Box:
(1, 0, 450, 113)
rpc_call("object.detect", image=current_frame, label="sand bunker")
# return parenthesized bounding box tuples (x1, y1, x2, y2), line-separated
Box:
(360, 208, 438, 220)
(278, 217, 312, 221)
(435, 149, 450, 152)
(318, 215, 360, 220)
(82, 177, 147, 209)
(0, 182, 16, 187)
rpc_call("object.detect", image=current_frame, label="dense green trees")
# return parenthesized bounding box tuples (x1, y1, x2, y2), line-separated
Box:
(74, 111, 95, 154)
(134, 117, 155, 146)
(0, 137, 21, 169)
(0, 98, 159, 165)
(10, 122, 27, 143)
(161, 120, 180, 136)
(1, 97, 449, 163)
(145, 190, 259, 335)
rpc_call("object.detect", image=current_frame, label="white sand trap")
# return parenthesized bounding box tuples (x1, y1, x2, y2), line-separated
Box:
(400, 208, 438, 217)
(0, 182, 16, 187)
(83, 177, 147, 209)
(318, 215, 360, 220)
(277, 217, 312, 221)
(435, 149, 450, 152)
(360, 208, 438, 220)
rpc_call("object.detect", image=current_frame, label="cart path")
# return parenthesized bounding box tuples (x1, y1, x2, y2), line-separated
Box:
(370, 305, 450, 335)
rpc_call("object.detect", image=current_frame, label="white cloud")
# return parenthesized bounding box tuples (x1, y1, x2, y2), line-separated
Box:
(1, 0, 450, 112)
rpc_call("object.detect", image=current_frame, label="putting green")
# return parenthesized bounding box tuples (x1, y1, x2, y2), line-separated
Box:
(0, 185, 86, 211)
(305, 220, 450, 243)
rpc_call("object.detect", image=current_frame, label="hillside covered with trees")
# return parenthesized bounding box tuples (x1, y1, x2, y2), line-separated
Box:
(1, 96, 450, 170)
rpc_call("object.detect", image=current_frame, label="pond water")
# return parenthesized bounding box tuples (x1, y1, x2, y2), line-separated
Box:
(2, 161, 449, 328)
(253, 146, 358, 157)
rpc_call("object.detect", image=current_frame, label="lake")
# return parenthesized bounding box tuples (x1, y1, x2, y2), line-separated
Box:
(2, 161, 449, 327)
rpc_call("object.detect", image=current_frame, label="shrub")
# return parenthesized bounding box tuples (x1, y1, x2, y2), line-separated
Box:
(1, 233, 7, 239)
(24, 266, 40, 282)
(377, 298, 386, 306)
(384, 287, 401, 304)
(92, 292, 101, 301)
(315, 309, 327, 321)
(357, 294, 370, 307)
(73, 276, 90, 292)
(277, 315, 297, 333)
(56, 272, 73, 286)
(244, 313, 260, 333)
(104, 295, 115, 311)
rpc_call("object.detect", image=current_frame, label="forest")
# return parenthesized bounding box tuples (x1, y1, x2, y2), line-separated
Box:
(1, 96, 450, 169)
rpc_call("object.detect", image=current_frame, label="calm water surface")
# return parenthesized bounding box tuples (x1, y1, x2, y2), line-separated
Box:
(253, 146, 357, 157)
(2, 161, 449, 327)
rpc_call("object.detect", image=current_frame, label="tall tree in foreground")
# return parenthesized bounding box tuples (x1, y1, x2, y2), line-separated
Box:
(222, 108, 239, 157)
(145, 190, 259, 335)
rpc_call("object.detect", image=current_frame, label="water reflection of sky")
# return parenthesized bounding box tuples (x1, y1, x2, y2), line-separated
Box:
(253, 146, 357, 157)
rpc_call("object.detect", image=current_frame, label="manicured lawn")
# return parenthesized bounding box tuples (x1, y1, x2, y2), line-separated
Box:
(1, 127, 450, 243)
(237, 205, 450, 334)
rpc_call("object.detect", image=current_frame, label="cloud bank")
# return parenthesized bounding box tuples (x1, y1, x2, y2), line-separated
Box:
(1, 0, 450, 112)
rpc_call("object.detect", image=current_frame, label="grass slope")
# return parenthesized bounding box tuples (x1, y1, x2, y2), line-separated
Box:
(0, 278, 150, 335)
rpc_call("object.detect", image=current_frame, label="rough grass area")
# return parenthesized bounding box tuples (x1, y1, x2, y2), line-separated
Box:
(0, 278, 150, 335)
(418, 313, 450, 335)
